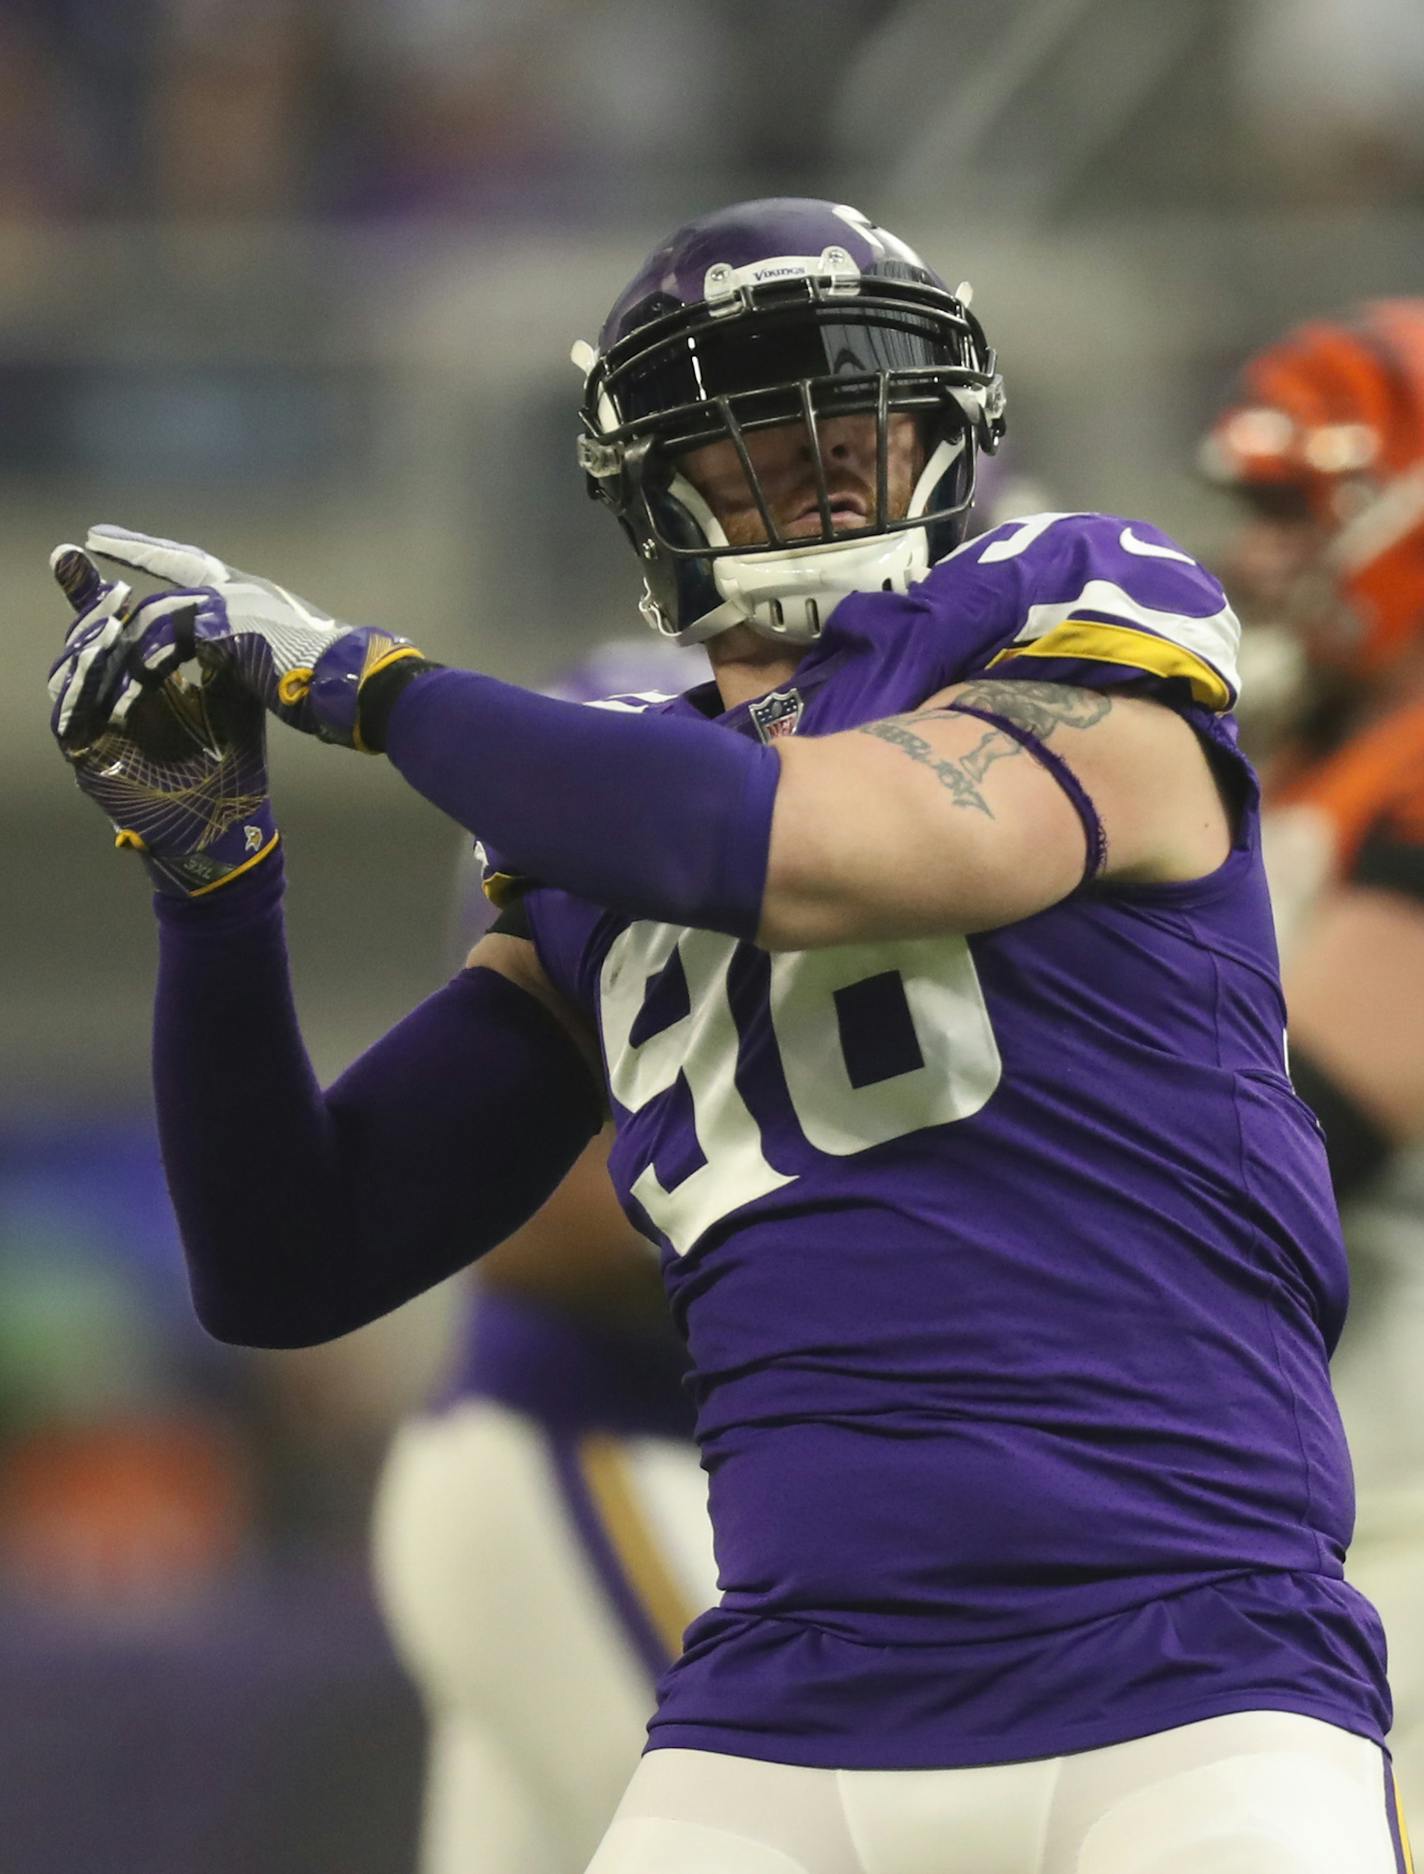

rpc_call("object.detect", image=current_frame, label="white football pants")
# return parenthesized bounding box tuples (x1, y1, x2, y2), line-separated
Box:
(586, 1714, 1412, 1874)
(372, 1400, 717, 1874)
(1331, 1174, 1424, 1826)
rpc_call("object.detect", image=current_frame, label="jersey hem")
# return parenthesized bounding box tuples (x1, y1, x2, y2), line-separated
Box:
(643, 1693, 1387, 1772)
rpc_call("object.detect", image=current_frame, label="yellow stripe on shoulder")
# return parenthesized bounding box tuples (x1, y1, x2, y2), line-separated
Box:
(987, 617, 1233, 711)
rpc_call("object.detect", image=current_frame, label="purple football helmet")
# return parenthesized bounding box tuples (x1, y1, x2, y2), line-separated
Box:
(574, 198, 1006, 647)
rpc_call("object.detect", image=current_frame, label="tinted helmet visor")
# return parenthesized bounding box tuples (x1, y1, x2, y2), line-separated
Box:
(621, 304, 960, 424)
(582, 276, 1004, 558)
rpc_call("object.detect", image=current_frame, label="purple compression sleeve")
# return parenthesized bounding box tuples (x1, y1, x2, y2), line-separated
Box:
(382, 668, 781, 939)
(152, 851, 601, 1347)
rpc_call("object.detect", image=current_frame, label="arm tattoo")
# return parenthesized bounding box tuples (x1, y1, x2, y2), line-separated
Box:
(857, 719, 1007, 814)
(915, 679, 1111, 737)
(856, 681, 1110, 816)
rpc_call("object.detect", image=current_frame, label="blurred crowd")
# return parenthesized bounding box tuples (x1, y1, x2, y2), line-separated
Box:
(3, 0, 1424, 229)
(0, 0, 893, 225)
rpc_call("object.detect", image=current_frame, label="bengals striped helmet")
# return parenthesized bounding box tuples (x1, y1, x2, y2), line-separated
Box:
(1203, 301, 1424, 677)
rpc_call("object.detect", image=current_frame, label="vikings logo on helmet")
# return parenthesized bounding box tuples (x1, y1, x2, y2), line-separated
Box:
(572, 198, 1007, 650)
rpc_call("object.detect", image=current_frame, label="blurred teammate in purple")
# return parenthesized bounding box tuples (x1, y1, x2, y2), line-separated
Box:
(373, 637, 716, 1874)
(48, 200, 1406, 1872)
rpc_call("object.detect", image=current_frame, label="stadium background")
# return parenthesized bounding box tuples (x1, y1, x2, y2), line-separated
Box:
(4, 1, 1424, 1867)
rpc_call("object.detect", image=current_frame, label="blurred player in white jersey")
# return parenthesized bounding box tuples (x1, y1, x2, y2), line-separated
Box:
(1205, 299, 1424, 1815)
(372, 639, 717, 1874)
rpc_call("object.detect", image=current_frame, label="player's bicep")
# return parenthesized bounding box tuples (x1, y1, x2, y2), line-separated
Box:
(761, 680, 1232, 948)
(930, 680, 1236, 890)
(765, 696, 1086, 945)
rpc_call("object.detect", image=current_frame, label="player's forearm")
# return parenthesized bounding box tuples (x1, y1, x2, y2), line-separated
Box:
(375, 665, 780, 938)
(1284, 886, 1424, 1153)
(154, 857, 351, 1342)
(153, 854, 601, 1346)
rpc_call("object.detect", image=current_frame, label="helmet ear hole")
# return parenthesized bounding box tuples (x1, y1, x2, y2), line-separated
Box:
(620, 439, 727, 636)
(916, 408, 976, 563)
(626, 437, 729, 559)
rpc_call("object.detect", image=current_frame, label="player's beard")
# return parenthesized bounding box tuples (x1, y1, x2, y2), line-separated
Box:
(689, 414, 926, 551)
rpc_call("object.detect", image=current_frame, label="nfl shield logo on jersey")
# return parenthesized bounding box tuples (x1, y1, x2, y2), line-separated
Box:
(749, 689, 804, 743)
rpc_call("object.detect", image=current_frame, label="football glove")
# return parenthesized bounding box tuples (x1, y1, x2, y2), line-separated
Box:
(48, 546, 279, 898)
(81, 524, 424, 751)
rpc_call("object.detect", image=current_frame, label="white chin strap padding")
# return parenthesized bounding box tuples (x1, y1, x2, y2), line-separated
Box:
(663, 472, 932, 648)
(715, 529, 929, 643)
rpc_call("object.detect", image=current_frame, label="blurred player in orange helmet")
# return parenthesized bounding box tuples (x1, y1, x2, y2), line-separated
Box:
(1206, 298, 1424, 1819)
(1204, 297, 1424, 686)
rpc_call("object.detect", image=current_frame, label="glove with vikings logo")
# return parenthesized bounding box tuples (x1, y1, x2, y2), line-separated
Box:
(48, 546, 279, 898)
(80, 524, 426, 751)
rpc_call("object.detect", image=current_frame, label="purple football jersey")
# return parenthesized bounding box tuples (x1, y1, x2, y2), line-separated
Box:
(514, 513, 1391, 1768)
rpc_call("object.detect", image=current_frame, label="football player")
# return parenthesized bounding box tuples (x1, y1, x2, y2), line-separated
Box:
(372, 637, 716, 1874)
(1204, 300, 1424, 1821)
(48, 200, 1408, 1873)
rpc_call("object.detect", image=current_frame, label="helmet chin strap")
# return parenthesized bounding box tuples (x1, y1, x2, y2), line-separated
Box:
(650, 433, 967, 648)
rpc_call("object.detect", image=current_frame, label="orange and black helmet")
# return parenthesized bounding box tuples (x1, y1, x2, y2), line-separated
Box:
(1203, 300, 1424, 676)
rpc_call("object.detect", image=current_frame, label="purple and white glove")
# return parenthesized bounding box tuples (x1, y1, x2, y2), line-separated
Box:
(82, 524, 425, 751)
(48, 546, 279, 898)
